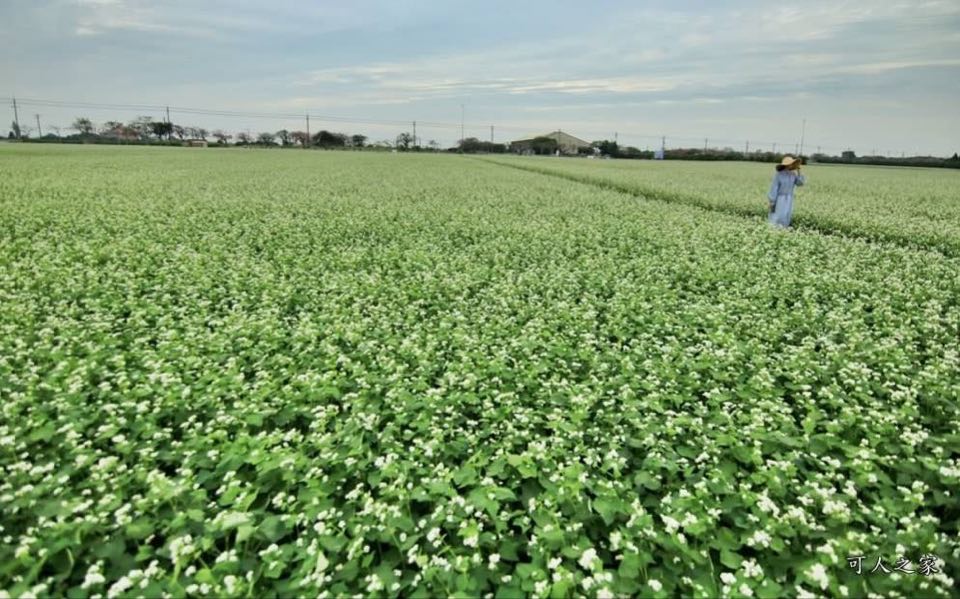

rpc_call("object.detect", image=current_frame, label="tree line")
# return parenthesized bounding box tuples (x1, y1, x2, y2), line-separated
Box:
(10, 117, 957, 166)
(585, 140, 960, 168)
(7, 116, 447, 151)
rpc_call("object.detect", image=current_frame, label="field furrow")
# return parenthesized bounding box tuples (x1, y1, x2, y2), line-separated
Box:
(480, 155, 960, 256)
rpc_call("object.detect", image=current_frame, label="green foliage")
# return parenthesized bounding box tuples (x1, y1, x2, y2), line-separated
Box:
(149, 121, 174, 140)
(459, 138, 507, 154)
(313, 130, 348, 148)
(592, 140, 619, 157)
(512, 136, 559, 155)
(0, 145, 957, 598)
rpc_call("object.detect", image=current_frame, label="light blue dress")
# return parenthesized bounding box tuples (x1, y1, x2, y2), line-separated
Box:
(767, 170, 805, 227)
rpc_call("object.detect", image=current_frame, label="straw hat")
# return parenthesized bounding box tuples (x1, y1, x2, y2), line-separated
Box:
(780, 156, 800, 169)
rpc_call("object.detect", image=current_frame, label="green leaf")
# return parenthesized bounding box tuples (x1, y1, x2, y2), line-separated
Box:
(453, 466, 478, 487)
(593, 497, 621, 525)
(720, 550, 743, 569)
(259, 515, 288, 542)
(236, 524, 256, 543)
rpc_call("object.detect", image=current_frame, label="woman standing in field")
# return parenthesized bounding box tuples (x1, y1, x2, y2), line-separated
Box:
(768, 156, 805, 228)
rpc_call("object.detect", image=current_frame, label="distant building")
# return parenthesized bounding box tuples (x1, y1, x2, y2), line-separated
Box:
(186, 139, 208, 147)
(510, 131, 591, 156)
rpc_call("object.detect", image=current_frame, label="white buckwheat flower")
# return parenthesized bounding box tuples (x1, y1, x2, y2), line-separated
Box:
(578, 547, 599, 571)
(806, 563, 829, 590)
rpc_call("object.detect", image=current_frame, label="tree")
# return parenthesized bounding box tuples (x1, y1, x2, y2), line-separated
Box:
(275, 129, 291, 146)
(459, 137, 482, 152)
(350, 134, 367, 148)
(620, 146, 650, 159)
(172, 125, 186, 140)
(195, 128, 208, 141)
(289, 131, 309, 147)
(72, 117, 95, 135)
(427, 140, 440, 151)
(458, 137, 506, 154)
(395, 132, 414, 151)
(150, 121, 174, 140)
(100, 121, 138, 141)
(257, 132, 276, 146)
(529, 136, 558, 155)
(212, 130, 232, 144)
(236, 132, 252, 145)
(951, 152, 959, 161)
(313, 130, 347, 148)
(127, 116, 153, 140)
(10, 121, 21, 139)
(592, 140, 619, 157)
(101, 121, 124, 137)
(841, 150, 856, 160)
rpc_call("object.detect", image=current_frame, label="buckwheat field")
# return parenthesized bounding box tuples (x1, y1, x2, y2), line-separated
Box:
(1, 145, 957, 598)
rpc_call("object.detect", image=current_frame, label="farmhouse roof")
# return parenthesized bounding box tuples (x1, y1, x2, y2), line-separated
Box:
(510, 131, 591, 147)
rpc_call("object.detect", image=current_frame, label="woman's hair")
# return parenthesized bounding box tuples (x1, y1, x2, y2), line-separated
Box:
(776, 164, 787, 171)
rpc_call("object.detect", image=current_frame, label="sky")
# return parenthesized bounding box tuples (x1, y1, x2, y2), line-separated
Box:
(2, 0, 959, 155)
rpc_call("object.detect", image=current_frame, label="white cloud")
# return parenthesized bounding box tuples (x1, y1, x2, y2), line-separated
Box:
(835, 58, 960, 75)
(71, 0, 215, 37)
(284, 0, 959, 116)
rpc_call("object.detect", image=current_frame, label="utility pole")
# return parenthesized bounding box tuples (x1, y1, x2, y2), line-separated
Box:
(745, 140, 750, 154)
(305, 114, 310, 147)
(459, 104, 465, 145)
(798, 118, 806, 157)
(35, 114, 42, 137)
(490, 125, 494, 143)
(661, 135, 666, 157)
(165, 106, 171, 124)
(704, 138, 708, 151)
(412, 121, 417, 148)
(12, 96, 21, 139)
(614, 131, 618, 144)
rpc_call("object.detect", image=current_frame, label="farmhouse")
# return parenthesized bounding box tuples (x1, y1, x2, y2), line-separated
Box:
(510, 131, 591, 155)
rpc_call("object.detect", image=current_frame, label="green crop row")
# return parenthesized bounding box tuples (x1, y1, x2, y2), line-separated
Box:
(481, 156, 960, 256)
